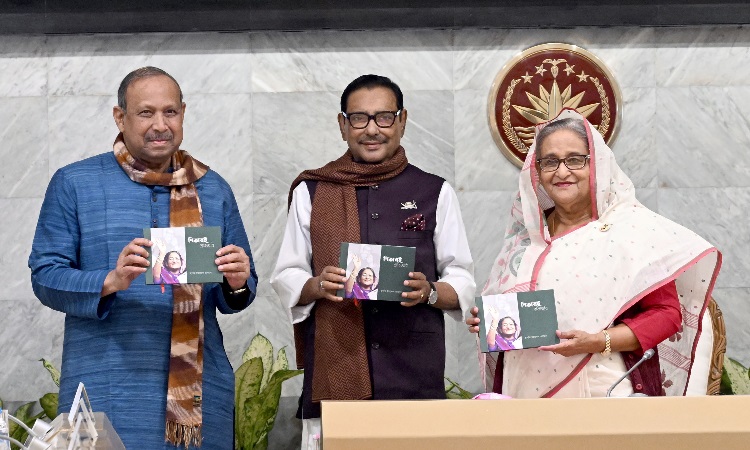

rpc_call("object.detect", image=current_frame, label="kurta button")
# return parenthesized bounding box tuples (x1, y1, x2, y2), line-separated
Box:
(371, 307, 378, 314)
(371, 342, 380, 349)
(371, 185, 379, 190)
(635, 383, 643, 391)
(371, 213, 379, 220)
(152, 195, 157, 202)
(152, 219, 157, 224)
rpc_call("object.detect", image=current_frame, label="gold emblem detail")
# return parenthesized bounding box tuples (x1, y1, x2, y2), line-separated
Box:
(488, 43, 622, 168)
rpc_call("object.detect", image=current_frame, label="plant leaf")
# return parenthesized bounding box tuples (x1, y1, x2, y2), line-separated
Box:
(235, 357, 264, 448)
(444, 377, 474, 399)
(271, 347, 290, 375)
(242, 333, 274, 390)
(243, 369, 303, 450)
(39, 358, 61, 387)
(721, 357, 750, 395)
(40, 393, 59, 419)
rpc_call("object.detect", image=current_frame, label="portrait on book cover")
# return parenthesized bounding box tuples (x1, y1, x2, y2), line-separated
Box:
(343, 243, 381, 300)
(150, 227, 188, 285)
(482, 296, 523, 351)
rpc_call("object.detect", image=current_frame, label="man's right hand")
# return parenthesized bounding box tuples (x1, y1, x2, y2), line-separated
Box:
(101, 238, 152, 297)
(466, 306, 481, 334)
(297, 265, 347, 306)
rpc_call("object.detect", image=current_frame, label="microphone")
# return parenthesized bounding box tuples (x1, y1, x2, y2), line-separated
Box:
(606, 348, 655, 398)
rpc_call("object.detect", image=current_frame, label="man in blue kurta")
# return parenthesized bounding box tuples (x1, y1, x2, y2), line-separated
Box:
(28, 67, 257, 449)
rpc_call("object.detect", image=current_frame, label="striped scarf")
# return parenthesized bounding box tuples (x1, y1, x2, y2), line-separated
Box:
(288, 147, 408, 402)
(113, 134, 209, 448)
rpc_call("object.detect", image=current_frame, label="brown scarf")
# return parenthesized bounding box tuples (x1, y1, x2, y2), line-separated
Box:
(113, 134, 209, 448)
(288, 147, 408, 402)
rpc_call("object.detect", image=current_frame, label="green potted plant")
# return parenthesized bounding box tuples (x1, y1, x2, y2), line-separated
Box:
(720, 357, 750, 395)
(235, 333, 302, 450)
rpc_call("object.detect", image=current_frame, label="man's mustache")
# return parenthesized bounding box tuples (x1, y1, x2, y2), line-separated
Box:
(145, 132, 173, 141)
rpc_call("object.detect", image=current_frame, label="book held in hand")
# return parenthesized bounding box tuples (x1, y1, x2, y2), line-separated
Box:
(337, 243, 416, 301)
(144, 226, 223, 284)
(476, 290, 559, 352)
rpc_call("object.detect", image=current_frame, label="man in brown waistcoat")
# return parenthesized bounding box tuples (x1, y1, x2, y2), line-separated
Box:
(271, 74, 475, 448)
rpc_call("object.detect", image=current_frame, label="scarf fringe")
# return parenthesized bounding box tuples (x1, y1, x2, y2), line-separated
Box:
(166, 420, 202, 448)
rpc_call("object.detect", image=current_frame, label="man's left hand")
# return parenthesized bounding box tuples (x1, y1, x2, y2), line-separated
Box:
(400, 271, 431, 307)
(216, 245, 251, 290)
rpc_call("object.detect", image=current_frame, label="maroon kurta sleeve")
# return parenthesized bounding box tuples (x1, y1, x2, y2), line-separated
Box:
(617, 280, 681, 355)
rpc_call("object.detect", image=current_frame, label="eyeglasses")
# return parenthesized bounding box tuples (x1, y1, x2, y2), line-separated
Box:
(342, 110, 402, 129)
(536, 155, 590, 172)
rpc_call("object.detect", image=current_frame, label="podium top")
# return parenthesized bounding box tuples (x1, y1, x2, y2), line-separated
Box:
(322, 396, 750, 450)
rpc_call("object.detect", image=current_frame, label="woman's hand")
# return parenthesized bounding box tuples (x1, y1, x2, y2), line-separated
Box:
(539, 324, 640, 357)
(488, 306, 500, 325)
(466, 306, 481, 334)
(153, 239, 166, 261)
(351, 254, 361, 271)
(538, 330, 605, 357)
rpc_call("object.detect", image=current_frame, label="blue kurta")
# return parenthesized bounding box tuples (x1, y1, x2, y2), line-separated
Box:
(29, 152, 257, 449)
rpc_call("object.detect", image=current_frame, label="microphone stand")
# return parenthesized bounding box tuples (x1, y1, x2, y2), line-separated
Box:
(606, 348, 655, 397)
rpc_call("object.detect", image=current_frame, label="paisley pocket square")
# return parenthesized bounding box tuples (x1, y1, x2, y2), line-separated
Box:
(400, 213, 426, 231)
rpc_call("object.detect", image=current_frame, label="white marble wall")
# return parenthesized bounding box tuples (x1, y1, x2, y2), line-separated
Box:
(1, 25, 749, 447)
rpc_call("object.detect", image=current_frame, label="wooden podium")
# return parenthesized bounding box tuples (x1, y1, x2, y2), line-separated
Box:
(322, 396, 750, 449)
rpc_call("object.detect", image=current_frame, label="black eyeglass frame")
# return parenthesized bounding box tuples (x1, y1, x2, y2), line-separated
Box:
(536, 154, 591, 172)
(341, 109, 402, 129)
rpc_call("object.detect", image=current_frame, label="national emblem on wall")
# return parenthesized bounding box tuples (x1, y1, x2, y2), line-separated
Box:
(488, 43, 622, 167)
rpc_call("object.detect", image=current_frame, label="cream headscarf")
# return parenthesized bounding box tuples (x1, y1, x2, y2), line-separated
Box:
(483, 109, 721, 398)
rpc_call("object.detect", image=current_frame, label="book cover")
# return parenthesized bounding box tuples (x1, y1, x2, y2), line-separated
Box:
(337, 243, 416, 301)
(476, 290, 559, 352)
(144, 226, 223, 284)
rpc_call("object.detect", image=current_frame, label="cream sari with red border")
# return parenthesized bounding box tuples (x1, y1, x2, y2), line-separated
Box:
(483, 109, 721, 398)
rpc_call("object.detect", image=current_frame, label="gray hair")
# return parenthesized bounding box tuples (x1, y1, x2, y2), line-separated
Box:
(534, 118, 589, 156)
(117, 66, 183, 111)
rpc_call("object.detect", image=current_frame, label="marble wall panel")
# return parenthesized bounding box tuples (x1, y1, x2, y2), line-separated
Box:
(182, 93, 253, 195)
(269, 396, 303, 450)
(656, 26, 750, 87)
(236, 193, 254, 252)
(712, 287, 750, 368)
(0, 35, 47, 97)
(0, 301, 65, 401)
(0, 97, 49, 198)
(399, 90, 455, 184)
(612, 87, 657, 188)
(249, 194, 288, 297)
(444, 315, 484, 395)
(250, 30, 453, 93)
(458, 190, 517, 295)
(0, 198, 43, 301)
(656, 87, 750, 188)
(454, 88, 520, 192)
(47, 33, 252, 97)
(252, 91, 343, 195)
(636, 188, 658, 212)
(657, 187, 749, 289)
(47, 95, 119, 175)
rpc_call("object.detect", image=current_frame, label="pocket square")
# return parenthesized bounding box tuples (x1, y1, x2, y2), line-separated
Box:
(400, 213, 426, 231)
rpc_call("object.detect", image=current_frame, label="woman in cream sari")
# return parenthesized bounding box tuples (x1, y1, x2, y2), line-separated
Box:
(468, 109, 721, 398)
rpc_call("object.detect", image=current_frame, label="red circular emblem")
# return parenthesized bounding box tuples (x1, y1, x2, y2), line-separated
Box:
(488, 43, 622, 167)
